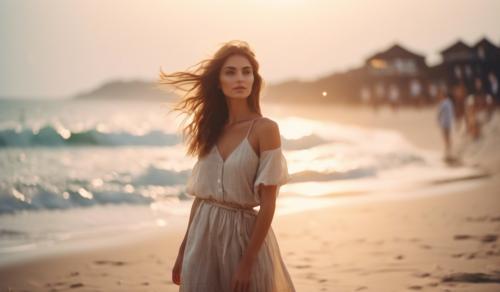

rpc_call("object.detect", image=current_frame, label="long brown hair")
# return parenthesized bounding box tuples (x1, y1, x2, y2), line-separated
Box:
(159, 40, 263, 158)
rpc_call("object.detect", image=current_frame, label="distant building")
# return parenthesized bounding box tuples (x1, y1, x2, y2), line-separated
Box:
(268, 37, 500, 106)
(473, 37, 500, 81)
(438, 40, 477, 91)
(356, 38, 500, 106)
(435, 38, 500, 94)
(361, 44, 429, 105)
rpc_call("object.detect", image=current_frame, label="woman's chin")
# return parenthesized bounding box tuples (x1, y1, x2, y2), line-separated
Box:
(227, 94, 250, 100)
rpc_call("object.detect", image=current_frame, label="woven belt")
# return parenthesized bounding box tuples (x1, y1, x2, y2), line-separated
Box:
(199, 197, 257, 215)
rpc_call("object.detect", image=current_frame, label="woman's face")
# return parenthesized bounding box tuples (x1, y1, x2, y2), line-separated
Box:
(219, 54, 254, 100)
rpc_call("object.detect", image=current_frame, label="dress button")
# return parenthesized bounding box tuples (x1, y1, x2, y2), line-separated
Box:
(217, 179, 221, 183)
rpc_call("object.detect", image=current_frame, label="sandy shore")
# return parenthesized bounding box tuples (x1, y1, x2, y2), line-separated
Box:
(1, 105, 500, 292)
(283, 175, 500, 292)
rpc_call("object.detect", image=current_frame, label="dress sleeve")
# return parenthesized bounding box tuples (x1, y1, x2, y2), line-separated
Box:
(253, 147, 290, 197)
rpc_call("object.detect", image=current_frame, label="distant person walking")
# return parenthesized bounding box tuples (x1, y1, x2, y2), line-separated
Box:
(488, 72, 499, 107)
(465, 78, 493, 140)
(437, 89, 454, 160)
(388, 84, 400, 112)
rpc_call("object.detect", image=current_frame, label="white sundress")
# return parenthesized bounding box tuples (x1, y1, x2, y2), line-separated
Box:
(180, 117, 296, 292)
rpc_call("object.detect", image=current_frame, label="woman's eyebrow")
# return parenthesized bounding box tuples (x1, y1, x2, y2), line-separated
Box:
(223, 65, 252, 70)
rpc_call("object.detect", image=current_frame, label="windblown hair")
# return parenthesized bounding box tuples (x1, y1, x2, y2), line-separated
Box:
(159, 40, 263, 158)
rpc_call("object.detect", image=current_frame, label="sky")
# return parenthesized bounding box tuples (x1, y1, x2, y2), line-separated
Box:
(1, 0, 499, 98)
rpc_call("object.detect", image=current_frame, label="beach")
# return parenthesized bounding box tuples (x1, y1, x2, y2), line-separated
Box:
(1, 104, 499, 292)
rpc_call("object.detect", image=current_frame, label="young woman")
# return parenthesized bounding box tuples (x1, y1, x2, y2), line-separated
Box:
(159, 40, 295, 292)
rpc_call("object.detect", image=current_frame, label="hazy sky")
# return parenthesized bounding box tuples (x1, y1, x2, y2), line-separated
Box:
(1, 0, 499, 98)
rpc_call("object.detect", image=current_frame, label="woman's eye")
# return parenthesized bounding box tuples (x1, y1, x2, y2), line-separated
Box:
(224, 70, 251, 76)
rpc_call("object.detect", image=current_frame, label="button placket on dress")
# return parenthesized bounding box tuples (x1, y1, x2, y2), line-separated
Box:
(216, 117, 258, 205)
(217, 132, 252, 236)
(219, 162, 224, 199)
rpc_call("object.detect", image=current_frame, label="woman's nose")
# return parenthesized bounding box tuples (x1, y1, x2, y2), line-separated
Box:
(235, 72, 244, 81)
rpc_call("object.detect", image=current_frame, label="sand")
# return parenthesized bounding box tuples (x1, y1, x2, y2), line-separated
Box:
(1, 105, 500, 292)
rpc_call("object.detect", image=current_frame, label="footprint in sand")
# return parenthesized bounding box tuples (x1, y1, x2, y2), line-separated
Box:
(413, 272, 431, 278)
(293, 264, 312, 269)
(481, 234, 498, 243)
(451, 251, 483, 259)
(427, 282, 439, 287)
(419, 244, 432, 249)
(69, 283, 84, 289)
(442, 271, 500, 284)
(68, 271, 79, 277)
(451, 252, 465, 258)
(93, 260, 127, 266)
(453, 234, 498, 243)
(45, 281, 66, 288)
(394, 254, 405, 260)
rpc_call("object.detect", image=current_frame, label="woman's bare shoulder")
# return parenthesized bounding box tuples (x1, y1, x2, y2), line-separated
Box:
(254, 117, 281, 150)
(255, 117, 279, 132)
(255, 116, 278, 126)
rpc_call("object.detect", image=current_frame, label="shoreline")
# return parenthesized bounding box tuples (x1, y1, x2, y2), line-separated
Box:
(268, 103, 444, 152)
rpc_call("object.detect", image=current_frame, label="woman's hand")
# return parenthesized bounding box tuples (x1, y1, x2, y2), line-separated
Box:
(172, 249, 184, 285)
(231, 256, 254, 292)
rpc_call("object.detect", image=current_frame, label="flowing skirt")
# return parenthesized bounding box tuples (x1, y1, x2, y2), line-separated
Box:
(179, 200, 296, 292)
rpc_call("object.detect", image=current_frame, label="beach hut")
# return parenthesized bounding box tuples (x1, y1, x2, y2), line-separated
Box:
(363, 44, 428, 105)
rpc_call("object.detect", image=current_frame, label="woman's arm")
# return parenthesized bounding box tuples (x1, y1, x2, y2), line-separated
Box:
(241, 185, 277, 262)
(231, 119, 281, 292)
(242, 119, 281, 262)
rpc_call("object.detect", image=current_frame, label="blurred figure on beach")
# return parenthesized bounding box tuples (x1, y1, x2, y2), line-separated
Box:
(373, 82, 385, 112)
(465, 78, 496, 140)
(409, 79, 423, 108)
(388, 83, 400, 112)
(451, 82, 467, 132)
(437, 88, 455, 160)
(487, 72, 499, 106)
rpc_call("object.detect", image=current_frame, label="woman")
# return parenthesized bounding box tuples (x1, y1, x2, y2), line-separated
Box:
(159, 40, 295, 292)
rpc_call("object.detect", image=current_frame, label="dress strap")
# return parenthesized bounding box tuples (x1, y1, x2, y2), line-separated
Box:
(246, 117, 261, 138)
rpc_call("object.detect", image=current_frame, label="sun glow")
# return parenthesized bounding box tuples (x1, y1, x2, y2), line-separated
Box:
(279, 117, 316, 140)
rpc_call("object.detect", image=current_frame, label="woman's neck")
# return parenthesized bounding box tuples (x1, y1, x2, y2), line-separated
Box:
(225, 97, 259, 124)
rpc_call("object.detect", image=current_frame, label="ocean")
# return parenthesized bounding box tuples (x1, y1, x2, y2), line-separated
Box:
(0, 98, 483, 266)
